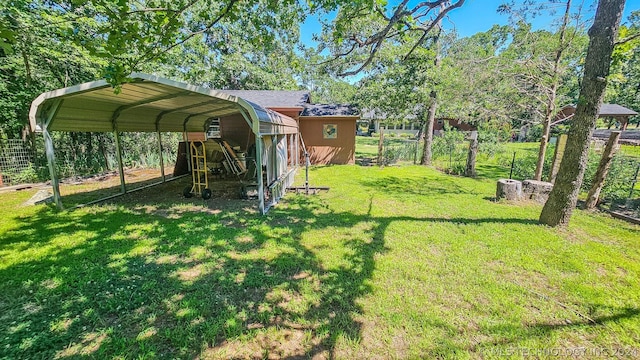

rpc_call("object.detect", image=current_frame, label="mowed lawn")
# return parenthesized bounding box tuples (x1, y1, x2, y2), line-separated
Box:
(1, 163, 639, 358)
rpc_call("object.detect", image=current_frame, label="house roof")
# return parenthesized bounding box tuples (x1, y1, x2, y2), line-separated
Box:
(301, 104, 359, 117)
(560, 103, 638, 117)
(219, 90, 311, 108)
(599, 103, 638, 116)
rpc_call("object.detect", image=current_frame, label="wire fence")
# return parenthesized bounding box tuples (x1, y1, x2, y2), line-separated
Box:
(0, 139, 39, 186)
(379, 138, 420, 165)
(365, 133, 640, 217)
(0, 132, 182, 187)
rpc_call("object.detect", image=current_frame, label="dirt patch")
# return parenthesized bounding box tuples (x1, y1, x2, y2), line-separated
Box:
(199, 328, 327, 360)
(174, 263, 208, 282)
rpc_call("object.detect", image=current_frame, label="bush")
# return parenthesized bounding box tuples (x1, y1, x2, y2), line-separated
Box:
(583, 153, 640, 204)
(432, 130, 467, 173)
(478, 130, 504, 157)
(525, 125, 543, 142)
(11, 164, 39, 184)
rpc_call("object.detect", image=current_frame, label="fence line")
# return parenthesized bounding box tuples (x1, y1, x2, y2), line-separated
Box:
(0, 132, 182, 187)
(0, 139, 37, 186)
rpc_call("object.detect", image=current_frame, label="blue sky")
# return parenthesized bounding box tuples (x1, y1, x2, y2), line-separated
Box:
(300, 0, 640, 47)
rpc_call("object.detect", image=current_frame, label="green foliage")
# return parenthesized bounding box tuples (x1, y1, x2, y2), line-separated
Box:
(432, 130, 467, 174)
(380, 138, 418, 165)
(606, 11, 640, 125)
(582, 153, 640, 204)
(525, 124, 543, 142)
(498, 145, 554, 181)
(478, 131, 505, 158)
(10, 164, 38, 184)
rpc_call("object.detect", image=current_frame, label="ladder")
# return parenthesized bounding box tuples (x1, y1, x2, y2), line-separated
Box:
(216, 139, 247, 176)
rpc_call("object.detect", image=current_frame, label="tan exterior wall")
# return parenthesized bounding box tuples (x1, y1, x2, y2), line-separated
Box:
(220, 114, 254, 150)
(299, 116, 356, 165)
(186, 114, 254, 150)
(267, 108, 302, 121)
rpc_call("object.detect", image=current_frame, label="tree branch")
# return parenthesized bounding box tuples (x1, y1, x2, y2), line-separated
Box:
(616, 32, 640, 45)
(133, 0, 239, 68)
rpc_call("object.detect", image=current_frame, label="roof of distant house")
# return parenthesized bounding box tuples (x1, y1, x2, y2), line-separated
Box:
(561, 103, 638, 116)
(219, 90, 311, 108)
(301, 104, 359, 117)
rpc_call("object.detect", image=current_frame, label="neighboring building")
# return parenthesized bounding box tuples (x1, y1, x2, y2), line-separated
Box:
(360, 109, 477, 136)
(220, 90, 359, 164)
(360, 110, 420, 136)
(555, 103, 638, 130)
(433, 118, 477, 134)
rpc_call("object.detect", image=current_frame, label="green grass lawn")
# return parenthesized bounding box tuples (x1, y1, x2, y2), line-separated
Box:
(1, 162, 639, 358)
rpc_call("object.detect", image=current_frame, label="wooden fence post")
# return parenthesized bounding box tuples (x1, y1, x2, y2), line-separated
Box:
(549, 134, 568, 183)
(377, 128, 384, 166)
(584, 131, 621, 210)
(465, 131, 478, 177)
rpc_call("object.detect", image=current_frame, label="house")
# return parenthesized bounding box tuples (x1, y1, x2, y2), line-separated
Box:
(220, 90, 360, 165)
(361, 109, 477, 136)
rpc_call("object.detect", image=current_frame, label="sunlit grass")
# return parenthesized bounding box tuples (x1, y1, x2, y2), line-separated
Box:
(0, 161, 639, 359)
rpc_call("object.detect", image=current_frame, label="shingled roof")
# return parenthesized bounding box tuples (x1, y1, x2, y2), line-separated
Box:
(219, 90, 311, 108)
(561, 103, 638, 116)
(301, 104, 359, 117)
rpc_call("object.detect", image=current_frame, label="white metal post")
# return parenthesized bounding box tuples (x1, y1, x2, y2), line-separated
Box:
(255, 136, 265, 214)
(43, 127, 62, 209)
(157, 131, 165, 182)
(40, 99, 63, 209)
(113, 127, 126, 194)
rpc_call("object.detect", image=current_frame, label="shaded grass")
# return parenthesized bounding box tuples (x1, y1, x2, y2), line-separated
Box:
(1, 164, 639, 359)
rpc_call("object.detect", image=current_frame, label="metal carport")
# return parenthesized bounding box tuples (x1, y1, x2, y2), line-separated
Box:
(29, 73, 300, 214)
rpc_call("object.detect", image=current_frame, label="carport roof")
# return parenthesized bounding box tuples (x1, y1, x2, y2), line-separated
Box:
(29, 73, 298, 135)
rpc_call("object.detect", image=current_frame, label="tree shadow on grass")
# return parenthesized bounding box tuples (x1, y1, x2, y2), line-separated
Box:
(359, 175, 481, 198)
(466, 306, 640, 357)
(0, 187, 390, 359)
(3, 175, 629, 359)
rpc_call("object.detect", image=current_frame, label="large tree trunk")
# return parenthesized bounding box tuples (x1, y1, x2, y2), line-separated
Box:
(539, 0, 625, 227)
(421, 90, 437, 165)
(534, 0, 571, 181)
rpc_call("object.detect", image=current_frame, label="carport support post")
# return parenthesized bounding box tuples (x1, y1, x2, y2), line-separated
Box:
(157, 131, 165, 181)
(41, 99, 63, 210)
(113, 128, 126, 194)
(255, 136, 265, 214)
(43, 126, 62, 210)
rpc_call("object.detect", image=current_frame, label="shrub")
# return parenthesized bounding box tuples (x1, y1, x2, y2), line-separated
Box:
(478, 130, 504, 157)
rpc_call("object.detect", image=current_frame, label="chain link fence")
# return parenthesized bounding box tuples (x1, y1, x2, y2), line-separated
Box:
(379, 137, 420, 165)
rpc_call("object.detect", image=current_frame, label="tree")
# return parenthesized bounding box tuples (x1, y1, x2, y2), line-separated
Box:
(318, 0, 465, 76)
(500, 1, 588, 181)
(539, 0, 626, 227)
(0, 0, 104, 138)
(606, 10, 640, 126)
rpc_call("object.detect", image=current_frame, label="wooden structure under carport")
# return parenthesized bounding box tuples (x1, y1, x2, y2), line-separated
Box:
(29, 73, 300, 214)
